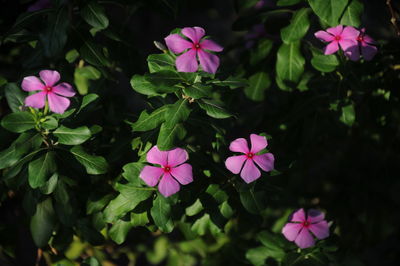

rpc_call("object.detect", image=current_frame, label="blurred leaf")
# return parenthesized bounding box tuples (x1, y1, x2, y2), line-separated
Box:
(28, 151, 57, 188)
(54, 126, 91, 145)
(239, 184, 266, 214)
(340, 104, 355, 126)
(257, 231, 286, 259)
(87, 194, 114, 214)
(340, 0, 363, 27)
(157, 122, 186, 150)
(131, 211, 149, 227)
(185, 199, 204, 216)
(81, 1, 109, 30)
(277, 0, 302, 6)
(130, 106, 168, 132)
(109, 219, 133, 244)
(146, 236, 169, 264)
(70, 146, 108, 174)
(281, 8, 311, 43)
(74, 66, 101, 95)
(151, 195, 174, 233)
(30, 198, 56, 247)
(40, 8, 69, 57)
(82, 257, 100, 266)
(65, 49, 79, 63)
(198, 99, 232, 119)
(311, 54, 339, 72)
(244, 72, 271, 101)
(4, 83, 25, 113)
(1, 112, 36, 133)
(5, 9, 51, 37)
(80, 40, 110, 67)
(250, 39, 273, 66)
(211, 77, 248, 89)
(246, 246, 269, 266)
(308, 0, 348, 26)
(276, 41, 305, 85)
(78, 93, 99, 112)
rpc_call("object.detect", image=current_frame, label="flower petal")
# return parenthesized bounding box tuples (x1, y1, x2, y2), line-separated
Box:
(165, 33, 193, 54)
(361, 44, 377, 61)
(253, 153, 274, 172)
(314, 30, 334, 42)
(167, 148, 188, 167)
(326, 25, 343, 36)
(47, 93, 70, 114)
(198, 49, 220, 74)
(339, 39, 358, 51)
(200, 39, 223, 52)
(307, 209, 325, 223)
(341, 26, 359, 40)
(140, 166, 164, 187)
(294, 228, 315, 249)
(24, 91, 46, 109)
(229, 138, 249, 153)
(324, 41, 339, 55)
(225, 155, 247, 174)
(22, 76, 45, 92)
(309, 221, 329, 240)
(282, 222, 303, 241)
(181, 27, 205, 43)
(176, 49, 198, 72)
(158, 173, 180, 197)
(147, 146, 168, 166)
(343, 44, 360, 61)
(250, 134, 268, 153)
(52, 82, 75, 97)
(170, 163, 193, 185)
(291, 208, 306, 222)
(240, 159, 261, 183)
(39, 70, 60, 87)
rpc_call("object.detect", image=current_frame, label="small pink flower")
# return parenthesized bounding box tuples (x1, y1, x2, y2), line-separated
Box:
(165, 26, 223, 74)
(139, 146, 194, 197)
(344, 28, 378, 61)
(225, 134, 275, 183)
(282, 208, 330, 249)
(314, 25, 359, 55)
(22, 70, 75, 114)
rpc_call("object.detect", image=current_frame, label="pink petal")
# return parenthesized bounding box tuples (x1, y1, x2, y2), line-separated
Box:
(24, 91, 46, 109)
(361, 44, 377, 61)
(52, 82, 75, 97)
(308, 221, 329, 240)
(39, 70, 60, 87)
(181, 27, 205, 43)
(139, 166, 164, 187)
(326, 25, 343, 36)
(170, 163, 193, 185)
(344, 44, 360, 61)
(225, 155, 247, 174)
(282, 222, 303, 241)
(291, 208, 306, 222)
(165, 34, 193, 54)
(240, 159, 261, 183)
(253, 153, 274, 172)
(324, 41, 339, 55)
(314, 31, 334, 42)
(47, 93, 70, 114)
(197, 49, 220, 74)
(167, 148, 188, 167)
(341, 26, 359, 40)
(294, 228, 315, 249)
(158, 173, 180, 197)
(229, 138, 249, 153)
(147, 146, 168, 166)
(200, 39, 223, 52)
(250, 134, 268, 153)
(176, 49, 198, 72)
(363, 34, 376, 45)
(307, 209, 325, 223)
(22, 76, 45, 92)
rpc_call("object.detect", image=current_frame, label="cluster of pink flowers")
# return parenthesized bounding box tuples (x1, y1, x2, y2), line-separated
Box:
(315, 25, 377, 61)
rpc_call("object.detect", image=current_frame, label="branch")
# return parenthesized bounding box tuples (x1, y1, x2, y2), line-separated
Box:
(386, 0, 400, 36)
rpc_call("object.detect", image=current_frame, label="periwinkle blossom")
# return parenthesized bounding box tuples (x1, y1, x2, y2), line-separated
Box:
(139, 146, 194, 197)
(165, 26, 223, 74)
(22, 70, 75, 114)
(344, 28, 378, 61)
(314, 25, 359, 55)
(282, 208, 330, 249)
(225, 134, 274, 183)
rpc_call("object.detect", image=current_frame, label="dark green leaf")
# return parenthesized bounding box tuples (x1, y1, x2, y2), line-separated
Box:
(281, 8, 310, 43)
(183, 83, 212, 99)
(78, 93, 99, 112)
(40, 8, 69, 57)
(122, 162, 144, 185)
(276, 41, 305, 84)
(340, 0, 363, 27)
(109, 219, 133, 244)
(308, 0, 348, 26)
(239, 184, 266, 214)
(246, 247, 269, 266)
(198, 99, 232, 119)
(244, 72, 271, 101)
(340, 104, 355, 126)
(277, 0, 302, 6)
(41, 116, 58, 130)
(70, 146, 108, 174)
(1, 112, 36, 133)
(28, 151, 57, 188)
(30, 198, 56, 247)
(80, 40, 110, 67)
(4, 83, 26, 113)
(54, 126, 91, 145)
(131, 212, 149, 227)
(130, 106, 168, 132)
(210, 77, 248, 89)
(86, 194, 114, 214)
(130, 75, 161, 96)
(81, 1, 109, 30)
(150, 195, 174, 233)
(164, 99, 191, 128)
(311, 54, 339, 72)
(157, 122, 187, 151)
(39, 173, 58, 195)
(250, 39, 274, 66)
(147, 53, 175, 73)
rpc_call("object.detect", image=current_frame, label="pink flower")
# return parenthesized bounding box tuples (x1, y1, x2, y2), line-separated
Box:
(225, 134, 275, 183)
(164, 27, 223, 74)
(22, 70, 75, 114)
(139, 146, 194, 197)
(282, 208, 330, 249)
(314, 25, 359, 55)
(344, 28, 378, 61)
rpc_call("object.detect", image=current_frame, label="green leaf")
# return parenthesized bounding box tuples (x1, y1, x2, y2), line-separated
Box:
(54, 126, 92, 145)
(40, 8, 69, 57)
(244, 72, 271, 101)
(4, 83, 26, 112)
(1, 112, 36, 133)
(276, 41, 305, 85)
(147, 53, 175, 73)
(308, 0, 348, 26)
(30, 198, 56, 247)
(41, 116, 58, 130)
(257, 231, 286, 259)
(198, 99, 232, 119)
(165, 99, 191, 128)
(246, 247, 269, 266)
(311, 54, 339, 72)
(183, 83, 212, 99)
(86, 194, 114, 215)
(157, 123, 187, 151)
(131, 212, 149, 227)
(340, 0, 364, 27)
(82, 257, 101, 266)
(70, 146, 108, 174)
(340, 104, 355, 126)
(239, 184, 266, 214)
(144, 71, 181, 93)
(250, 39, 274, 66)
(109, 219, 133, 244)
(65, 49, 79, 63)
(210, 77, 248, 89)
(130, 106, 168, 132)
(281, 8, 311, 43)
(81, 1, 109, 30)
(80, 40, 110, 67)
(5, 9, 51, 36)
(74, 67, 101, 95)
(28, 151, 57, 188)
(150, 195, 174, 233)
(130, 75, 161, 96)
(277, 0, 302, 6)
(39, 173, 58, 195)
(122, 162, 144, 184)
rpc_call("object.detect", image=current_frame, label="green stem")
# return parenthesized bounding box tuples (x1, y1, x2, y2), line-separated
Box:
(43, 100, 49, 116)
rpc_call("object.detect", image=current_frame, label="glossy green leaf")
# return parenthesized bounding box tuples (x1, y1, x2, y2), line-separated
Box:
(281, 8, 310, 43)
(41, 116, 58, 130)
(109, 219, 133, 244)
(54, 126, 91, 145)
(210, 77, 248, 89)
(276, 41, 305, 84)
(157, 122, 186, 151)
(28, 151, 57, 188)
(122, 162, 144, 184)
(131, 212, 149, 227)
(130, 75, 161, 96)
(198, 99, 232, 119)
(70, 146, 108, 174)
(311, 54, 339, 72)
(4, 83, 25, 113)
(250, 39, 274, 66)
(130, 106, 168, 132)
(30, 198, 56, 247)
(340, 104, 355, 126)
(39, 173, 58, 195)
(1, 112, 36, 133)
(246, 246, 270, 266)
(81, 1, 109, 30)
(308, 0, 348, 26)
(340, 0, 364, 27)
(183, 83, 212, 99)
(165, 99, 191, 128)
(244, 72, 271, 101)
(150, 195, 174, 233)
(74, 67, 101, 95)
(147, 53, 175, 73)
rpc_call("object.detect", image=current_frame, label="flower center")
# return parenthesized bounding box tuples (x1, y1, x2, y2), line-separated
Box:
(246, 152, 254, 159)
(357, 36, 364, 42)
(163, 166, 171, 173)
(193, 43, 201, 50)
(302, 221, 310, 227)
(334, 35, 341, 41)
(44, 86, 52, 92)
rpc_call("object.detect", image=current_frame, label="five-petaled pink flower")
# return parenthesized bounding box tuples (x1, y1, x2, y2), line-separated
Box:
(140, 146, 194, 197)
(165, 26, 223, 74)
(22, 70, 75, 114)
(282, 208, 330, 249)
(225, 134, 275, 183)
(344, 28, 378, 61)
(314, 25, 359, 55)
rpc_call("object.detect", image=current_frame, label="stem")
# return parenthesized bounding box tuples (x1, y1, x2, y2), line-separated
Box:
(43, 100, 49, 116)
(386, 0, 400, 36)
